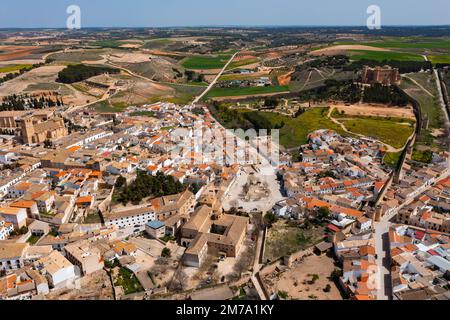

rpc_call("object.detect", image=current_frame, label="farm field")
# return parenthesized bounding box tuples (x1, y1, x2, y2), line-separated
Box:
(349, 50, 424, 62)
(226, 57, 260, 70)
(339, 40, 450, 50)
(47, 50, 109, 63)
(219, 71, 270, 82)
(428, 55, 450, 65)
(0, 64, 32, 73)
(182, 54, 232, 70)
(205, 85, 289, 99)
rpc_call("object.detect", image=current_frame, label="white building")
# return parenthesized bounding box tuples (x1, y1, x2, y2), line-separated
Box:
(0, 207, 28, 229)
(0, 243, 29, 271)
(105, 205, 156, 229)
(0, 217, 14, 240)
(34, 250, 76, 288)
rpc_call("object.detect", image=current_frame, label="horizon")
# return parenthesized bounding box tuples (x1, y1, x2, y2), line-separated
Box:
(2, 24, 450, 30)
(1, 0, 450, 29)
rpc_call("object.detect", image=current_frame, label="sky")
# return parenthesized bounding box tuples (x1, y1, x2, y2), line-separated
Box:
(0, 0, 449, 28)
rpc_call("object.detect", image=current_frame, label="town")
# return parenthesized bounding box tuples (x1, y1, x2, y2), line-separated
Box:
(0, 22, 449, 302)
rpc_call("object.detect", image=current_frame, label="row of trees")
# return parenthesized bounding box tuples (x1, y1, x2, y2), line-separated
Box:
(0, 63, 45, 85)
(114, 171, 185, 205)
(346, 59, 432, 74)
(0, 93, 64, 111)
(297, 79, 362, 104)
(184, 70, 205, 83)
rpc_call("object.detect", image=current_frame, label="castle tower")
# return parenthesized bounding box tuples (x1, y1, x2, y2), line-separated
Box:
(20, 118, 35, 145)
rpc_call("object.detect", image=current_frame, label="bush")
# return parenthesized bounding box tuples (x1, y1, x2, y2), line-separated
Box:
(264, 212, 278, 226)
(161, 247, 171, 258)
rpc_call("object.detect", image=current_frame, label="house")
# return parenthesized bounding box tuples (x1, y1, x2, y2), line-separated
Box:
(0, 243, 29, 271)
(28, 220, 50, 237)
(75, 195, 94, 210)
(0, 207, 28, 229)
(427, 256, 450, 273)
(64, 240, 103, 275)
(146, 220, 166, 239)
(112, 240, 138, 257)
(34, 250, 76, 288)
(164, 214, 184, 237)
(106, 162, 132, 175)
(0, 217, 14, 240)
(10, 200, 39, 219)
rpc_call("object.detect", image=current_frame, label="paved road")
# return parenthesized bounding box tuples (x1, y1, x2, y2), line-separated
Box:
(192, 52, 239, 104)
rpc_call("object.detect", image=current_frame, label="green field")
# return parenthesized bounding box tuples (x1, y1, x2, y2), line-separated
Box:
(182, 54, 232, 70)
(0, 64, 32, 73)
(205, 85, 289, 98)
(219, 72, 268, 82)
(226, 58, 260, 70)
(339, 40, 450, 50)
(400, 74, 445, 150)
(428, 55, 450, 65)
(349, 50, 424, 62)
(92, 100, 128, 113)
(213, 107, 347, 148)
(340, 117, 415, 149)
(90, 40, 123, 48)
(400, 75, 443, 129)
(129, 111, 156, 117)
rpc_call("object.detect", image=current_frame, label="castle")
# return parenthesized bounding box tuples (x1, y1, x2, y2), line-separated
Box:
(361, 65, 401, 85)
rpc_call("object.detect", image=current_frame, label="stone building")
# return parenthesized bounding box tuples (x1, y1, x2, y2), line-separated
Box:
(20, 116, 68, 145)
(361, 65, 401, 85)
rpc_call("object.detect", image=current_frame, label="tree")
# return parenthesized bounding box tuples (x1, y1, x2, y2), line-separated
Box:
(330, 269, 343, 281)
(161, 247, 171, 258)
(169, 269, 188, 292)
(43, 139, 53, 149)
(233, 247, 253, 277)
(318, 206, 331, 220)
(264, 212, 278, 226)
(115, 176, 127, 189)
(19, 226, 28, 235)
